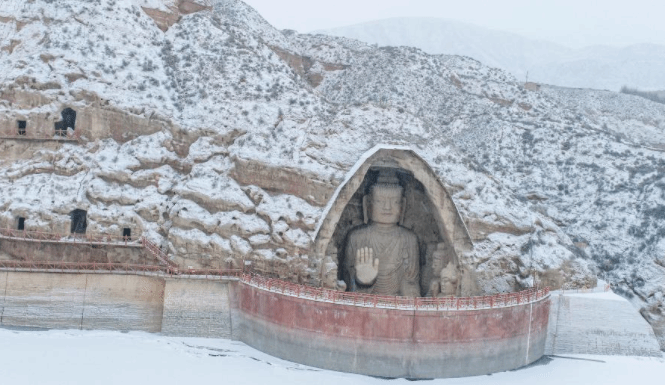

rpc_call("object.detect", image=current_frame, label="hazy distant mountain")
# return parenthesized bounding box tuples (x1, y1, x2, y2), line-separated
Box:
(316, 18, 665, 91)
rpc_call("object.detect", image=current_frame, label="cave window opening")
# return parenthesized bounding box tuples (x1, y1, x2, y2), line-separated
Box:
(70, 209, 87, 234)
(54, 108, 76, 137)
(17, 217, 25, 231)
(17, 120, 26, 136)
(123, 228, 131, 241)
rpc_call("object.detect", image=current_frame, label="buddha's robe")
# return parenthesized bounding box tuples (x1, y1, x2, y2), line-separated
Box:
(345, 224, 420, 297)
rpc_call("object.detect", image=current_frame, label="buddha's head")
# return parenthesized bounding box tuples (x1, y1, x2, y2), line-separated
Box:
(368, 170, 403, 225)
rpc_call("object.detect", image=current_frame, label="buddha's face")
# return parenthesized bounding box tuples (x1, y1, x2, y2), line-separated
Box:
(370, 186, 402, 225)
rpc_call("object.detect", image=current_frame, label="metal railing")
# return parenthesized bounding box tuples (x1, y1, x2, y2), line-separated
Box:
(0, 228, 242, 277)
(0, 228, 141, 246)
(0, 128, 80, 141)
(240, 273, 550, 311)
(0, 259, 243, 279)
(141, 237, 179, 271)
(0, 229, 550, 308)
(0, 260, 166, 274)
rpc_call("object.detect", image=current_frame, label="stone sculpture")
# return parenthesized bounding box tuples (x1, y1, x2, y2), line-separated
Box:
(419, 242, 460, 297)
(343, 170, 420, 296)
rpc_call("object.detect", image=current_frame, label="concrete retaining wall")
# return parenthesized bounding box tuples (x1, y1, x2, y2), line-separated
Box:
(0, 272, 164, 332)
(4, 271, 660, 379)
(235, 283, 550, 379)
(161, 279, 232, 338)
(545, 292, 662, 357)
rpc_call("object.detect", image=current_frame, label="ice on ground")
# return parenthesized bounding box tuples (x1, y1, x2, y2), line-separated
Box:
(0, 328, 662, 385)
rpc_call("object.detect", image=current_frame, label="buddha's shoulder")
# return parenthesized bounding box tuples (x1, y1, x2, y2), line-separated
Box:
(347, 225, 372, 240)
(396, 225, 418, 241)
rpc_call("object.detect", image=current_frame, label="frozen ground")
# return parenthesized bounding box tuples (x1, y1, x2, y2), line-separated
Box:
(0, 328, 662, 385)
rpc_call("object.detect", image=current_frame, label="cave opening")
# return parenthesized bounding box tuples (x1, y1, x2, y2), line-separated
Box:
(70, 209, 87, 234)
(17, 217, 25, 231)
(17, 120, 26, 136)
(123, 228, 131, 240)
(331, 167, 452, 296)
(54, 108, 76, 137)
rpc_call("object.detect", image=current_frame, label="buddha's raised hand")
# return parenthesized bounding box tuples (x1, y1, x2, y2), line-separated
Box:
(355, 247, 379, 285)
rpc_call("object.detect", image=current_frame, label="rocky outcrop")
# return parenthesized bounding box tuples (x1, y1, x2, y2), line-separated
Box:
(142, 1, 211, 32)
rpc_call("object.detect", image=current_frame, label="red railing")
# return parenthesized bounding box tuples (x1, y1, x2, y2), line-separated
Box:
(0, 128, 80, 141)
(240, 273, 550, 311)
(0, 259, 243, 279)
(0, 228, 140, 246)
(0, 228, 242, 277)
(175, 267, 243, 278)
(0, 229, 550, 307)
(141, 237, 178, 271)
(0, 260, 166, 274)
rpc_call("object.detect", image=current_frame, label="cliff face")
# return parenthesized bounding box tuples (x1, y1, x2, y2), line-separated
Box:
(0, 0, 663, 347)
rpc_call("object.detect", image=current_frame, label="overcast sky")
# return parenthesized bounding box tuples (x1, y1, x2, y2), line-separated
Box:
(242, 0, 665, 49)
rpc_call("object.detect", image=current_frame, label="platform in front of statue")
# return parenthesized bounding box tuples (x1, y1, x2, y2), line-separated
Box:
(234, 274, 551, 379)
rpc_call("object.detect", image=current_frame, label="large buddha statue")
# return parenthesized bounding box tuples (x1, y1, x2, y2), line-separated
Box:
(343, 170, 421, 297)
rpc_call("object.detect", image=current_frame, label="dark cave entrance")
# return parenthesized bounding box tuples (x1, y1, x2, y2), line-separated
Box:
(331, 167, 453, 296)
(55, 108, 76, 137)
(17, 120, 26, 136)
(123, 228, 131, 241)
(17, 217, 25, 231)
(70, 209, 87, 234)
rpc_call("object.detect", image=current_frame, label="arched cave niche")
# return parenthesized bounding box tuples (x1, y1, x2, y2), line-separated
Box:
(70, 209, 87, 234)
(54, 108, 76, 137)
(314, 147, 474, 296)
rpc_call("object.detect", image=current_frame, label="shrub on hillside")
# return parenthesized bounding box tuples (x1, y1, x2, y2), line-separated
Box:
(620, 86, 665, 105)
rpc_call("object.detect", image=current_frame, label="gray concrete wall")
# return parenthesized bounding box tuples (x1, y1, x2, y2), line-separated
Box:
(234, 282, 550, 379)
(0, 272, 164, 332)
(3, 270, 662, 380)
(161, 279, 232, 338)
(80, 274, 164, 332)
(545, 292, 661, 356)
(1, 271, 87, 329)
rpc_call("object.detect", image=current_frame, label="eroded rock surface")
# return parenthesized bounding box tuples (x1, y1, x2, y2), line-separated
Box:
(1, 0, 663, 342)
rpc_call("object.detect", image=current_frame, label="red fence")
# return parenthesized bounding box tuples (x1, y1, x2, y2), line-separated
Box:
(0, 259, 243, 278)
(141, 237, 179, 271)
(0, 228, 140, 246)
(240, 273, 550, 311)
(0, 229, 549, 307)
(0, 128, 80, 141)
(0, 260, 165, 274)
(0, 228, 242, 277)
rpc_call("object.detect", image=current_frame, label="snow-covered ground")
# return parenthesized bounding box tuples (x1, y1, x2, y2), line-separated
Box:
(0, 328, 662, 384)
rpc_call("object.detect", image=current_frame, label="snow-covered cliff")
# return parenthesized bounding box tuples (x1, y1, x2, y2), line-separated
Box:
(0, 0, 663, 347)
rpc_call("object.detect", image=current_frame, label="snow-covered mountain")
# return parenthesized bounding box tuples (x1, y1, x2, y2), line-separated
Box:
(317, 18, 665, 91)
(0, 0, 664, 348)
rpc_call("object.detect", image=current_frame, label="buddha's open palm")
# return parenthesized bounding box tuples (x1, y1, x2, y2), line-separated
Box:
(355, 247, 379, 285)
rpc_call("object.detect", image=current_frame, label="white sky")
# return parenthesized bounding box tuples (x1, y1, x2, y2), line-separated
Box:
(242, 0, 665, 48)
